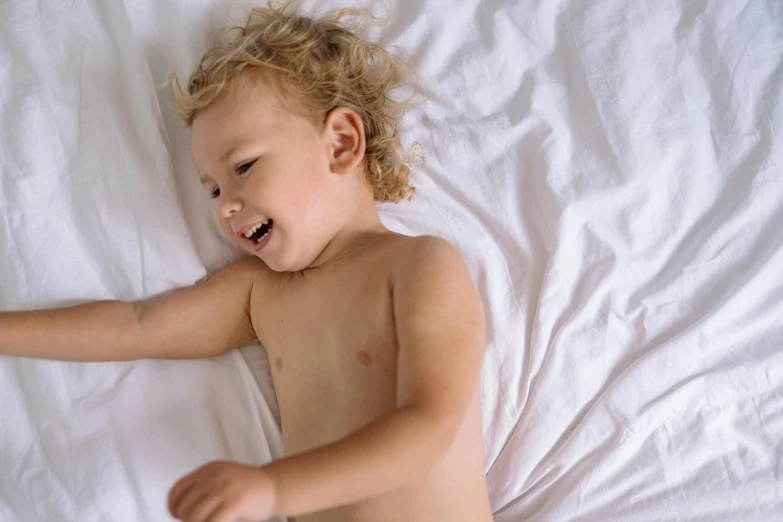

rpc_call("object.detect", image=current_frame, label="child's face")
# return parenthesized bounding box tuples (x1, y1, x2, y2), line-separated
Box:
(190, 80, 355, 272)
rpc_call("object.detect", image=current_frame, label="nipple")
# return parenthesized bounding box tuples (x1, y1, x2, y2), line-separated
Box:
(356, 351, 372, 366)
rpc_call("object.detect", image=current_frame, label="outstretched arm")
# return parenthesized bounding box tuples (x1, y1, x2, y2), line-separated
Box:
(0, 257, 265, 362)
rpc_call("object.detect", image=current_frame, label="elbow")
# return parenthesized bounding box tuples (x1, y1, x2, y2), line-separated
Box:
(406, 408, 465, 476)
(432, 417, 464, 464)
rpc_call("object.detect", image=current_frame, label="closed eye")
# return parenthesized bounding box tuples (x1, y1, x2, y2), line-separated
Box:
(237, 160, 257, 175)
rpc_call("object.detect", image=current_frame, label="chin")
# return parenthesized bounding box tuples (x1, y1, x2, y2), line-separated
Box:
(254, 250, 306, 273)
(252, 252, 285, 272)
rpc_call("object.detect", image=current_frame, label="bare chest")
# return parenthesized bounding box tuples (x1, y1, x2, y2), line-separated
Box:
(251, 265, 399, 454)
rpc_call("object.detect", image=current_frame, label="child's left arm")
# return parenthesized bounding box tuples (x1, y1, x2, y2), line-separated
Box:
(168, 236, 486, 522)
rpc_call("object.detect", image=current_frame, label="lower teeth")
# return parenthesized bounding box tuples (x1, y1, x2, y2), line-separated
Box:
(251, 220, 272, 244)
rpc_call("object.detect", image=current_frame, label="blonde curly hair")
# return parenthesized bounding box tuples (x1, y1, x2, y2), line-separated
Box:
(169, 1, 416, 203)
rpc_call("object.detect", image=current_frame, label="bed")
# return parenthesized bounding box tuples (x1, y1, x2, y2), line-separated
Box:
(1, 0, 781, 520)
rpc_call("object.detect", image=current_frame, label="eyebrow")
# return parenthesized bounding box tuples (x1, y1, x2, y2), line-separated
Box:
(220, 147, 237, 163)
(198, 145, 245, 184)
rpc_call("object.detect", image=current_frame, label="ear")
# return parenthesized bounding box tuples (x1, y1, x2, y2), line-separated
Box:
(323, 107, 366, 175)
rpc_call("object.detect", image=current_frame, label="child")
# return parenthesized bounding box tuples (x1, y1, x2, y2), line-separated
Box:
(0, 3, 492, 521)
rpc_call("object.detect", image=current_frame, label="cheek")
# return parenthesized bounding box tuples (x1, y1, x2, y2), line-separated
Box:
(271, 163, 324, 218)
(258, 149, 334, 234)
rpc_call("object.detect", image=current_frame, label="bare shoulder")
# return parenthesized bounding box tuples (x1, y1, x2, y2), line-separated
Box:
(206, 256, 276, 317)
(390, 234, 471, 283)
(207, 256, 280, 342)
(389, 234, 482, 321)
(207, 255, 272, 288)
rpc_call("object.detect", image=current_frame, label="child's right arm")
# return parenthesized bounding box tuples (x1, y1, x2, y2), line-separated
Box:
(0, 257, 263, 362)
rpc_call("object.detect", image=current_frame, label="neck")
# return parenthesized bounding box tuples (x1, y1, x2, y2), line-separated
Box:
(307, 195, 386, 270)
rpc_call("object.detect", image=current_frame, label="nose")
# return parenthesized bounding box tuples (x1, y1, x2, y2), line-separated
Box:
(218, 192, 244, 219)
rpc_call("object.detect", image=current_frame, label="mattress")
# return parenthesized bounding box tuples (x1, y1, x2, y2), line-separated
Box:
(1, 0, 781, 520)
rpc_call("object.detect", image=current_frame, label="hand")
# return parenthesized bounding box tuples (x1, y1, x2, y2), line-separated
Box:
(168, 461, 276, 522)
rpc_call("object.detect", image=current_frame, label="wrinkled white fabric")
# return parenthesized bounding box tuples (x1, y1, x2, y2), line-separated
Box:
(1, 0, 781, 521)
(0, 2, 282, 521)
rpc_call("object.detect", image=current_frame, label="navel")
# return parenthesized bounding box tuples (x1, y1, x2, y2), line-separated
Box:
(356, 351, 372, 366)
(275, 357, 283, 372)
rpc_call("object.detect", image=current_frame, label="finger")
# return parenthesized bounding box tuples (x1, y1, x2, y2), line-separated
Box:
(188, 496, 224, 522)
(168, 473, 199, 516)
(206, 503, 241, 522)
(169, 466, 213, 518)
(176, 485, 215, 522)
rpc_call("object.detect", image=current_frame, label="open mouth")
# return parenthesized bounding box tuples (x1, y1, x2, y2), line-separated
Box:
(242, 218, 274, 245)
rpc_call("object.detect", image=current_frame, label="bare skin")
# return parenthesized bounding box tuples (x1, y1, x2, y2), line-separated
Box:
(0, 76, 493, 522)
(257, 233, 490, 522)
(237, 231, 491, 522)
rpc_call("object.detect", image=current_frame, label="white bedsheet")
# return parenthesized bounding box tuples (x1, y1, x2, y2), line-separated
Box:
(2, 0, 782, 521)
